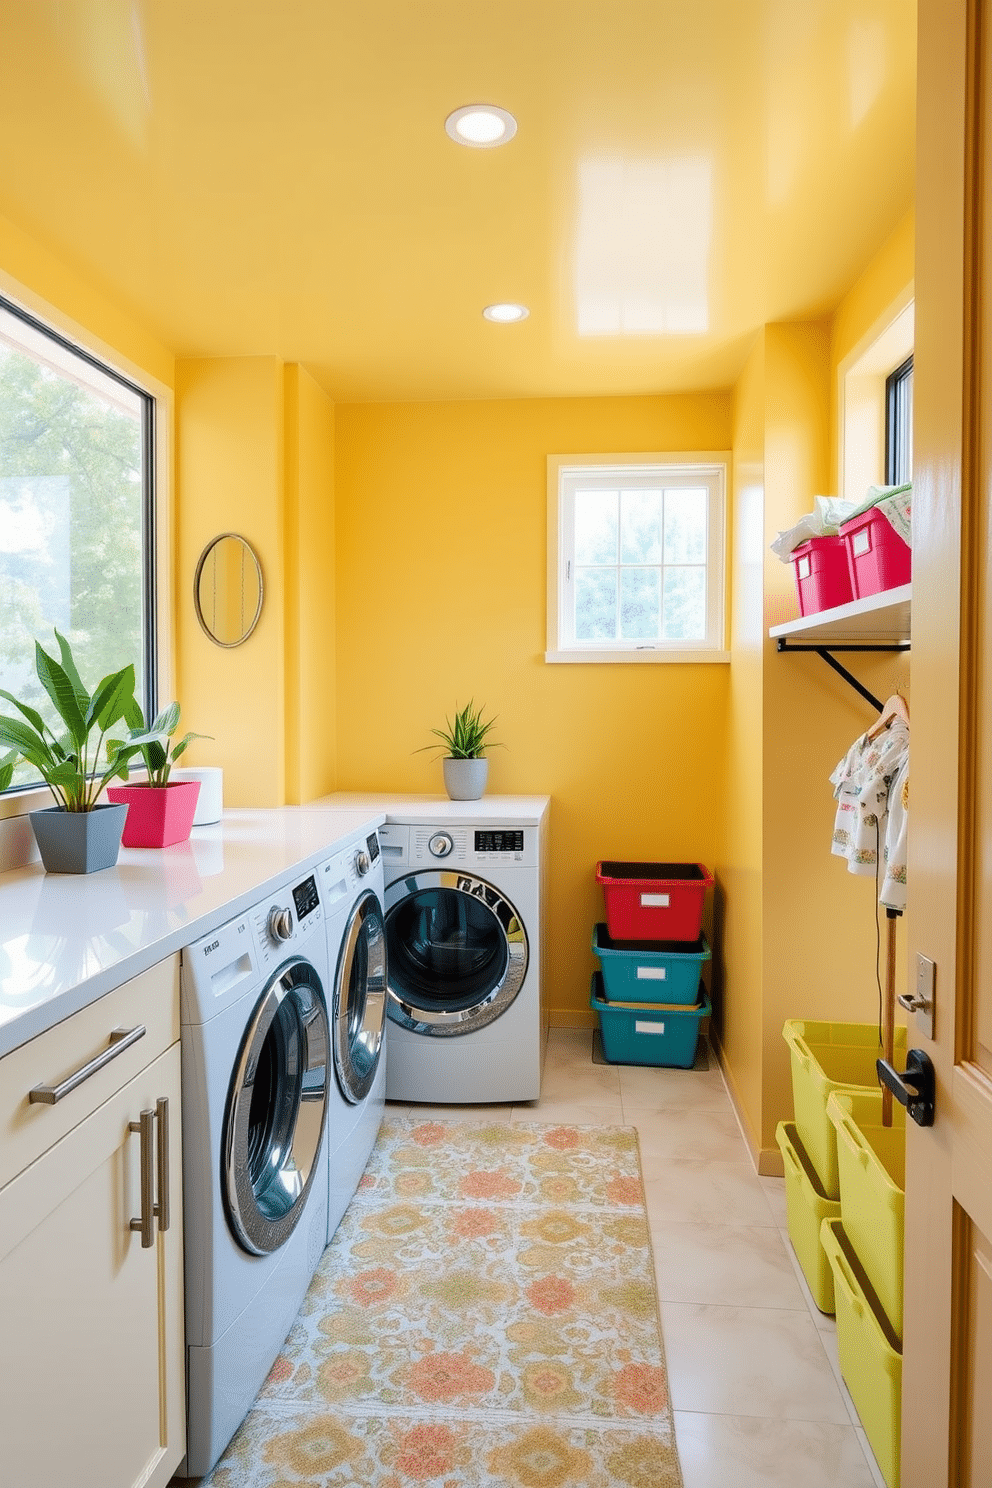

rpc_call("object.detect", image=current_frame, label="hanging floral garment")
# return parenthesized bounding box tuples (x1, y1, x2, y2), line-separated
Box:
(830, 717, 909, 909)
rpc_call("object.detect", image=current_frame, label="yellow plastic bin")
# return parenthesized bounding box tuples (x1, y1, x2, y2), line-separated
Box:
(827, 1088, 906, 1341)
(821, 1217, 902, 1488)
(775, 1121, 841, 1313)
(782, 1019, 908, 1198)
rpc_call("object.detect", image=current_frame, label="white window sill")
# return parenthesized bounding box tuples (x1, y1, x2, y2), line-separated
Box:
(544, 649, 731, 664)
(0, 784, 53, 820)
(0, 789, 50, 874)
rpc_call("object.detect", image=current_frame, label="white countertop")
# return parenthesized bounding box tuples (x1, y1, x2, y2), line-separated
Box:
(0, 807, 383, 1058)
(310, 792, 550, 824)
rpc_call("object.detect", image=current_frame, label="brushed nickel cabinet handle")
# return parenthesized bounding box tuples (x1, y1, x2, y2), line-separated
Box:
(129, 1107, 156, 1248)
(28, 1025, 147, 1105)
(155, 1096, 170, 1234)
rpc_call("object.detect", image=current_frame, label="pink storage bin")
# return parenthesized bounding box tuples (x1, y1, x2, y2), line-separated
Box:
(840, 508, 911, 598)
(790, 536, 853, 616)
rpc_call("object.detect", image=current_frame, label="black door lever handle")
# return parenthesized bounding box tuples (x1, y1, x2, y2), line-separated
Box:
(876, 1048, 936, 1127)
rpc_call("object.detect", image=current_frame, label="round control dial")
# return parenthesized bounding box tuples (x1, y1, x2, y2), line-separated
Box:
(354, 849, 371, 877)
(428, 832, 454, 858)
(267, 905, 294, 942)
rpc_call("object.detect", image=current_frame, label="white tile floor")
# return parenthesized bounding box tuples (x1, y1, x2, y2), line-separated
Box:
(387, 1026, 887, 1488)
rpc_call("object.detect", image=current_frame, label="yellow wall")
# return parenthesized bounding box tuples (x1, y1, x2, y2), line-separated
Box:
(832, 208, 916, 385)
(719, 234, 913, 1166)
(830, 208, 916, 496)
(719, 333, 766, 1150)
(759, 321, 903, 1159)
(284, 365, 337, 804)
(0, 211, 173, 392)
(174, 357, 337, 808)
(334, 393, 732, 1023)
(175, 357, 288, 806)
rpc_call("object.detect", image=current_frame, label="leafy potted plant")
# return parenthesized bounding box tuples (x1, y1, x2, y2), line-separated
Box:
(421, 701, 501, 800)
(106, 700, 210, 848)
(0, 631, 138, 873)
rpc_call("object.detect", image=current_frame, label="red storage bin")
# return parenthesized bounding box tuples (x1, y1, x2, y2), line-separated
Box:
(790, 535, 854, 616)
(596, 861, 713, 942)
(840, 507, 911, 598)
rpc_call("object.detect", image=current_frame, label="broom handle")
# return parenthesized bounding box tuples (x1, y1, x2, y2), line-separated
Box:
(882, 909, 898, 1127)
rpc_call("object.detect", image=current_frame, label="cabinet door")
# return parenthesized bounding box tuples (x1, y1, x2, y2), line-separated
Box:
(0, 1042, 184, 1488)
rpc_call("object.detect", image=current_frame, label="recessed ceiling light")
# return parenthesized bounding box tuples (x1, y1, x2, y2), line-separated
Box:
(483, 303, 530, 323)
(445, 104, 517, 148)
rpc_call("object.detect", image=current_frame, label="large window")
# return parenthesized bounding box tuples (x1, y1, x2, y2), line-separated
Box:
(547, 455, 727, 662)
(0, 296, 155, 792)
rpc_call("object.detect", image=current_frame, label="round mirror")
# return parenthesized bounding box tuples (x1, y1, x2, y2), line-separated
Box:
(194, 533, 264, 648)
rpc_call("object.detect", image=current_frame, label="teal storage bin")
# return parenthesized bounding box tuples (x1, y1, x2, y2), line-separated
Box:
(592, 923, 710, 1005)
(591, 972, 709, 1068)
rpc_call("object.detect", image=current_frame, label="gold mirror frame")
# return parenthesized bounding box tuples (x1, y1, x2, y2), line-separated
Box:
(193, 533, 264, 648)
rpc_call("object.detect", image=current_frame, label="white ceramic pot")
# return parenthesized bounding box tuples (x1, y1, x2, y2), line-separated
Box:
(168, 766, 224, 824)
(442, 757, 488, 801)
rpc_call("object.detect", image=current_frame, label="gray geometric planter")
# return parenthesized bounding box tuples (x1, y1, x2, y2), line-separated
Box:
(30, 802, 129, 874)
(442, 757, 489, 801)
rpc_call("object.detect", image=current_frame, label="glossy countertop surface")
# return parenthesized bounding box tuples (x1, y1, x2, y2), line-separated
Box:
(0, 807, 382, 1058)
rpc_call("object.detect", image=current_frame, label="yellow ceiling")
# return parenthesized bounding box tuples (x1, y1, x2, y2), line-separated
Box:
(0, 0, 915, 402)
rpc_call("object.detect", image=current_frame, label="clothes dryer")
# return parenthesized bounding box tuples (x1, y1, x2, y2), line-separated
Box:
(317, 826, 388, 1240)
(179, 863, 334, 1478)
(381, 807, 547, 1103)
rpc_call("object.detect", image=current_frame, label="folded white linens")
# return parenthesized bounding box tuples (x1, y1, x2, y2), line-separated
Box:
(771, 482, 912, 561)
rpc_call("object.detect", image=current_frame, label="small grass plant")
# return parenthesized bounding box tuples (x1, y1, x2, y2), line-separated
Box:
(420, 700, 501, 759)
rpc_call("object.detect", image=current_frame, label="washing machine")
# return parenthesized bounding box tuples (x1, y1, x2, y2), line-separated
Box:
(381, 805, 547, 1104)
(179, 862, 336, 1478)
(317, 826, 388, 1240)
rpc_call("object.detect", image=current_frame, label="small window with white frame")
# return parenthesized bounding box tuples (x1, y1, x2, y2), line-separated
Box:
(547, 453, 728, 663)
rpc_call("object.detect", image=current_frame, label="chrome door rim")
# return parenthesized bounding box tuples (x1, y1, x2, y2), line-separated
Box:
(333, 889, 387, 1103)
(223, 958, 329, 1256)
(385, 869, 529, 1035)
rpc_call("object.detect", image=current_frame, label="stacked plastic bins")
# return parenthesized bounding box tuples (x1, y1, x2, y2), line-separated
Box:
(590, 862, 713, 1067)
(822, 1091, 907, 1488)
(778, 1020, 908, 1488)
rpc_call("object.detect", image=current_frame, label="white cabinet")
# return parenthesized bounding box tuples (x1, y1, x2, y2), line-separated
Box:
(0, 958, 185, 1488)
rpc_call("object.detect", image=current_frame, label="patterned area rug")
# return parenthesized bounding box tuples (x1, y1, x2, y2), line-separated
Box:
(202, 1119, 683, 1488)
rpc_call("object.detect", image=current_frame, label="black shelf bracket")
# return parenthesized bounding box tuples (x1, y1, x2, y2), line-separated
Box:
(775, 639, 910, 712)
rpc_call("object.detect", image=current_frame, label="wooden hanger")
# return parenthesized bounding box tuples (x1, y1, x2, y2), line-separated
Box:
(866, 692, 910, 742)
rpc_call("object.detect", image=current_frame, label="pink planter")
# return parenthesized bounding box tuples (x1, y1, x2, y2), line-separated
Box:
(106, 779, 201, 848)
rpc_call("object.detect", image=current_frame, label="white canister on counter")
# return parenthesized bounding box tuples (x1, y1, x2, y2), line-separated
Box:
(169, 766, 223, 825)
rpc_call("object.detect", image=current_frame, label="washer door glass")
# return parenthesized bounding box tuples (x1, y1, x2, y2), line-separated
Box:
(333, 889, 387, 1103)
(385, 870, 528, 1035)
(223, 959, 329, 1256)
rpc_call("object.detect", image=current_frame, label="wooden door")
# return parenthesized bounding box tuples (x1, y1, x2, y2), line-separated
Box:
(903, 1, 992, 1482)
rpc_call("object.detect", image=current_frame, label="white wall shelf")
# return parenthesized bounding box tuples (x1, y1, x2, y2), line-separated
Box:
(770, 584, 911, 710)
(769, 584, 911, 646)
